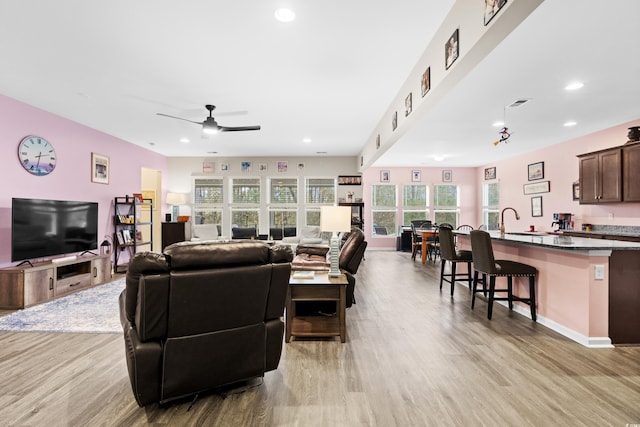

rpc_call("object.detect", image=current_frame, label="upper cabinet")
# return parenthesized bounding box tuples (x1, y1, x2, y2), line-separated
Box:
(623, 142, 640, 202)
(578, 148, 622, 204)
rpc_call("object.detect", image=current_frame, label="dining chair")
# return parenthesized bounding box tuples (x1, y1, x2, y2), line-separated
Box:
(469, 230, 538, 320)
(438, 226, 473, 296)
(427, 223, 452, 262)
(410, 220, 431, 261)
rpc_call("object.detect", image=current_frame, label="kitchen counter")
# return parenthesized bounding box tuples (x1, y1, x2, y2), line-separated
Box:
(456, 231, 640, 346)
(454, 230, 640, 253)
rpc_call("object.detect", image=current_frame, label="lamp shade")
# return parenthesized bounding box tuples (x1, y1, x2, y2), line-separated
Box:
(320, 206, 351, 233)
(166, 192, 187, 205)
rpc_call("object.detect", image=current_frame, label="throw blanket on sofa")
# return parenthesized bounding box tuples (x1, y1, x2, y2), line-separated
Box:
(291, 253, 330, 271)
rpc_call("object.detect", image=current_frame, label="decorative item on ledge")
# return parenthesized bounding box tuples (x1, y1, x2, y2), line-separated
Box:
(338, 175, 362, 185)
(627, 126, 640, 143)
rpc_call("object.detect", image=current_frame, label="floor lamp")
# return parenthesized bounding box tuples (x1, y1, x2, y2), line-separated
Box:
(320, 206, 351, 277)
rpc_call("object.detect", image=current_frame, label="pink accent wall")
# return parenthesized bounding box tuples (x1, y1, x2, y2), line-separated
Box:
(362, 167, 478, 248)
(364, 119, 640, 249)
(484, 119, 640, 233)
(0, 95, 168, 267)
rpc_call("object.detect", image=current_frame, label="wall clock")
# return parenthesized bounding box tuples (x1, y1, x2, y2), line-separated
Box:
(18, 135, 57, 176)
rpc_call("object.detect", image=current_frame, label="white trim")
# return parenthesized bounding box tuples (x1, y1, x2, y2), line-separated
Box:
(500, 301, 614, 348)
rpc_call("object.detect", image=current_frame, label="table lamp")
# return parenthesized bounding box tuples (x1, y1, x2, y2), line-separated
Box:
(166, 192, 187, 222)
(320, 205, 351, 277)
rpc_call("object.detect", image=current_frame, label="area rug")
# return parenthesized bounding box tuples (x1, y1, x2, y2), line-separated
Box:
(0, 278, 125, 333)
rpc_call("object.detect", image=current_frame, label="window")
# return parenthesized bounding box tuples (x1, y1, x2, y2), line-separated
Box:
(305, 178, 335, 226)
(402, 184, 429, 225)
(192, 178, 223, 226)
(305, 178, 336, 204)
(371, 184, 397, 237)
(231, 178, 261, 204)
(231, 178, 260, 229)
(483, 182, 500, 230)
(269, 178, 298, 204)
(269, 177, 298, 232)
(433, 184, 459, 227)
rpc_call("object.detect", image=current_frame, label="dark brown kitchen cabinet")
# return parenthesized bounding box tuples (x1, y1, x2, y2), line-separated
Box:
(578, 148, 622, 204)
(623, 142, 640, 202)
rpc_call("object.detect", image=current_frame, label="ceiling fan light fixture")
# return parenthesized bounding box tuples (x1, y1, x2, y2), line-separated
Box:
(274, 8, 295, 22)
(202, 125, 218, 135)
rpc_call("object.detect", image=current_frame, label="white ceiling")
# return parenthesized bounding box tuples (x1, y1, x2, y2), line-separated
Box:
(1, 1, 639, 167)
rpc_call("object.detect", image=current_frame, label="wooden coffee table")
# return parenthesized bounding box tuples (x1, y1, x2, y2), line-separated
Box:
(286, 271, 349, 343)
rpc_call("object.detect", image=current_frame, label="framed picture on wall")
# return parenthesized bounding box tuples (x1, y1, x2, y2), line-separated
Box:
(572, 182, 580, 200)
(528, 161, 544, 181)
(411, 170, 421, 182)
(531, 196, 543, 217)
(380, 170, 390, 182)
(445, 28, 459, 69)
(405, 93, 412, 117)
(421, 67, 431, 97)
(484, 167, 496, 180)
(91, 152, 109, 184)
(442, 170, 452, 182)
(485, 0, 507, 26)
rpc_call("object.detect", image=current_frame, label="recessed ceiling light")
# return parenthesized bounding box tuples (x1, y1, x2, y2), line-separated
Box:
(564, 121, 577, 127)
(274, 8, 295, 22)
(492, 121, 505, 127)
(149, 142, 155, 146)
(434, 155, 445, 162)
(180, 137, 190, 143)
(207, 151, 218, 154)
(302, 137, 312, 143)
(565, 81, 584, 91)
(316, 151, 327, 154)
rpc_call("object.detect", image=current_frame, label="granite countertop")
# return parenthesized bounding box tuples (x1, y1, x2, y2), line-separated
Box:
(560, 230, 640, 238)
(454, 230, 640, 251)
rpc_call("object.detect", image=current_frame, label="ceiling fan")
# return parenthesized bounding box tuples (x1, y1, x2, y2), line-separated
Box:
(157, 104, 261, 134)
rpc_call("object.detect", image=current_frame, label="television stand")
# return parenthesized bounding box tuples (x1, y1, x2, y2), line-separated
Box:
(0, 253, 112, 309)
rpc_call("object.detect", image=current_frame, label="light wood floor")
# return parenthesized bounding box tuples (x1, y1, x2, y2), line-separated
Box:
(1, 250, 639, 426)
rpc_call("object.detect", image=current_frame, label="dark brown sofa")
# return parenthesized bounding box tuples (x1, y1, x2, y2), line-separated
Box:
(118, 241, 293, 406)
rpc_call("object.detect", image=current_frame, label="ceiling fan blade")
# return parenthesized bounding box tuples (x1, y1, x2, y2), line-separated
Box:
(219, 125, 261, 132)
(156, 113, 202, 125)
(215, 110, 248, 117)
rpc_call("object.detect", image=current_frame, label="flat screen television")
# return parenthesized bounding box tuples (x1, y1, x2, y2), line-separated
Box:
(11, 198, 99, 262)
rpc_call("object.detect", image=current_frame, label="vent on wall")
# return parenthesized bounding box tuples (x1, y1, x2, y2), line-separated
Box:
(508, 99, 531, 108)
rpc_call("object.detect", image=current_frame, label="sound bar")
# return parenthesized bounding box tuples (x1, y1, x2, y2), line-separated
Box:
(52, 255, 77, 264)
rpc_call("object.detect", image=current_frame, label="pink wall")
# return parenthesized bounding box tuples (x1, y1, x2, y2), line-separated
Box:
(0, 95, 168, 267)
(363, 119, 640, 249)
(362, 167, 478, 248)
(484, 119, 640, 233)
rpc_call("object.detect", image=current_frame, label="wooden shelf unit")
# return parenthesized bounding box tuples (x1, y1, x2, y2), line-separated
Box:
(114, 196, 154, 273)
(0, 254, 112, 309)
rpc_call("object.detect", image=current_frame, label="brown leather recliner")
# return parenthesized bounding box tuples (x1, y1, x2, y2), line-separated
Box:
(339, 228, 367, 307)
(118, 241, 293, 406)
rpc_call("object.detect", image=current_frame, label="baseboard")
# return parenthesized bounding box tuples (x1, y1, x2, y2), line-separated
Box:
(500, 301, 614, 348)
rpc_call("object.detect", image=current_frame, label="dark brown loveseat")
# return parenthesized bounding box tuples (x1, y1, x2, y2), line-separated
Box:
(119, 241, 293, 406)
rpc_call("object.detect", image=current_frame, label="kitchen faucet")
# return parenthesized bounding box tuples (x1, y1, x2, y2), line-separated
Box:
(500, 207, 520, 236)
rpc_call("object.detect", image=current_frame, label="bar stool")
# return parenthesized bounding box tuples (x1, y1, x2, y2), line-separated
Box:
(438, 226, 473, 296)
(469, 230, 537, 321)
